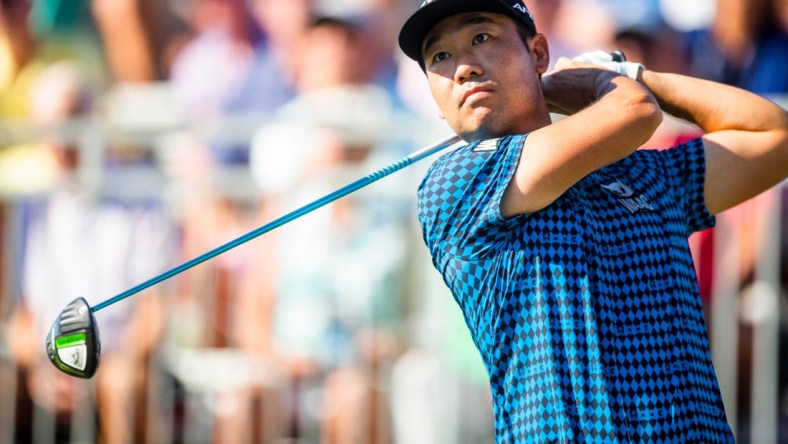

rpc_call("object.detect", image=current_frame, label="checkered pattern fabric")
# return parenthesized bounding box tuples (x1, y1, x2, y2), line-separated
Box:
(417, 135, 734, 443)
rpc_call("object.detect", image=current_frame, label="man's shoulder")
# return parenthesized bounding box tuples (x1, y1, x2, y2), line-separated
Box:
(421, 136, 521, 179)
(416, 136, 526, 254)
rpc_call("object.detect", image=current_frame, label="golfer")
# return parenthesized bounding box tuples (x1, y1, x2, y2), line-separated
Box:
(398, 0, 788, 442)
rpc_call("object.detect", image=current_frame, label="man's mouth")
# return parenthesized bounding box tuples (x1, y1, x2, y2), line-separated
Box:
(461, 86, 493, 107)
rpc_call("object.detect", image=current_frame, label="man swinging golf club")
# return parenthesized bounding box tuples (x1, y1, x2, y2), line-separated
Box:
(44, 0, 787, 440)
(398, 0, 787, 442)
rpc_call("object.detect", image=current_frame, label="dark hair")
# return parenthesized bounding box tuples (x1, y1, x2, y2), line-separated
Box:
(418, 17, 537, 71)
(514, 19, 537, 47)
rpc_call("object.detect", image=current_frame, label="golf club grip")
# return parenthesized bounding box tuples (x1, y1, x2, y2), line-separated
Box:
(91, 134, 462, 312)
(610, 50, 626, 62)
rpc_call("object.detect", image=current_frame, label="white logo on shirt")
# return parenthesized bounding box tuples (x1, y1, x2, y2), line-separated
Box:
(601, 180, 654, 213)
(601, 181, 634, 198)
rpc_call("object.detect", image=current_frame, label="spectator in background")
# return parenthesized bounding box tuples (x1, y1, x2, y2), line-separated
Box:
(169, 0, 312, 126)
(162, 0, 314, 360)
(241, 0, 314, 113)
(0, 0, 38, 119)
(250, 15, 400, 197)
(7, 61, 174, 444)
(91, 0, 188, 82)
(169, 0, 267, 121)
(685, 0, 788, 95)
(612, 15, 686, 75)
(163, 0, 312, 355)
(311, 0, 421, 109)
(160, 2, 316, 442)
(0, 0, 103, 119)
(164, 0, 312, 304)
(250, 16, 408, 444)
(0, 0, 106, 196)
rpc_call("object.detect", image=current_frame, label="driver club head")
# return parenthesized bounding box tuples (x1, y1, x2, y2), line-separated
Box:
(46, 297, 101, 379)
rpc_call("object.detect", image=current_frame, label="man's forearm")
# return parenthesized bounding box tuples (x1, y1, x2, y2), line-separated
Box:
(639, 70, 788, 134)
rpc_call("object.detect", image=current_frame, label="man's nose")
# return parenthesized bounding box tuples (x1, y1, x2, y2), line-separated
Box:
(454, 53, 483, 83)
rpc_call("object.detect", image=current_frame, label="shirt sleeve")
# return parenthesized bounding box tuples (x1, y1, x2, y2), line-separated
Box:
(417, 135, 525, 263)
(657, 137, 716, 235)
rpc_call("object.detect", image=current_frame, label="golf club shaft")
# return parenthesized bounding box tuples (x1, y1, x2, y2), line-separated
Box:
(92, 135, 462, 312)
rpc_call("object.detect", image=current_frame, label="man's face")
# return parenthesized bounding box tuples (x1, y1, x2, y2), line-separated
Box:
(421, 12, 549, 141)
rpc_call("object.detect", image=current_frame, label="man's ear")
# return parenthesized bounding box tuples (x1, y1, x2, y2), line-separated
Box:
(530, 34, 550, 75)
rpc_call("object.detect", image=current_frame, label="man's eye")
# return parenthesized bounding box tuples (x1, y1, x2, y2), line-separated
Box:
(473, 33, 490, 45)
(432, 51, 450, 64)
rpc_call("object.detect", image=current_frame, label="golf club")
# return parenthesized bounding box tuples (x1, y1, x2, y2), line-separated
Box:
(46, 297, 100, 378)
(47, 134, 462, 378)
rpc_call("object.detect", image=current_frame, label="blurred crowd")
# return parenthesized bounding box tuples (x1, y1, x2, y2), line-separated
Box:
(0, 0, 787, 443)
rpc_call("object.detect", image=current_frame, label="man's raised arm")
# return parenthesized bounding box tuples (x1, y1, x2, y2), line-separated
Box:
(502, 58, 663, 217)
(640, 70, 788, 215)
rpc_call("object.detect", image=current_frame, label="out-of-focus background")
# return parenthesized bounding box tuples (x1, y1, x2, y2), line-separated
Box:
(0, 0, 786, 442)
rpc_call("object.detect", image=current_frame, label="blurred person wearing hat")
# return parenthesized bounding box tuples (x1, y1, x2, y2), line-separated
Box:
(397, 0, 788, 442)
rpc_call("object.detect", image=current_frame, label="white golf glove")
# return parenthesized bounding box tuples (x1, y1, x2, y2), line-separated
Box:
(573, 50, 644, 81)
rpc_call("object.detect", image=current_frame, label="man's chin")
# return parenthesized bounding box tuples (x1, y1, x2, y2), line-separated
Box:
(454, 113, 512, 142)
(457, 126, 504, 143)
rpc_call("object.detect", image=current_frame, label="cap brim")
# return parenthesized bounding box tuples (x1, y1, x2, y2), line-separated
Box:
(398, 0, 525, 63)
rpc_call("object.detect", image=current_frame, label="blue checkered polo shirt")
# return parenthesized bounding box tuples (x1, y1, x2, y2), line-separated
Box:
(417, 135, 734, 443)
